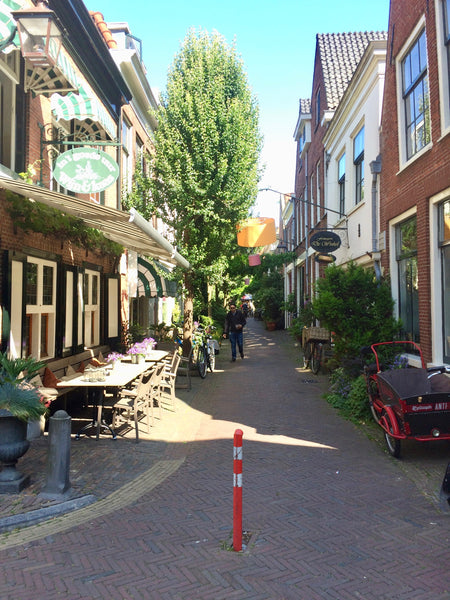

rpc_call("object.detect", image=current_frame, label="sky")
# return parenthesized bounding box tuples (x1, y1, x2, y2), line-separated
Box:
(87, 0, 391, 223)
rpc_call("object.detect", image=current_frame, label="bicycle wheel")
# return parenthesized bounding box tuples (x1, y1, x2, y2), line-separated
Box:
(302, 341, 313, 368)
(197, 345, 207, 378)
(207, 345, 215, 373)
(310, 342, 322, 374)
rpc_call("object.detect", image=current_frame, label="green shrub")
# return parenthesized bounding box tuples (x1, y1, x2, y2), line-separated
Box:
(326, 369, 371, 423)
(312, 262, 401, 361)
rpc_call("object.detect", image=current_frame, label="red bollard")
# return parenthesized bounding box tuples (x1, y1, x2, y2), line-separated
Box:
(233, 428, 243, 551)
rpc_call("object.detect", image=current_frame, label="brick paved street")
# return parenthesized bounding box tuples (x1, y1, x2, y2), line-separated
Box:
(0, 319, 449, 599)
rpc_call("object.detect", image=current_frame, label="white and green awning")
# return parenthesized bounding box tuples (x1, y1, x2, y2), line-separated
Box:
(0, 0, 21, 51)
(0, 176, 190, 269)
(51, 87, 117, 140)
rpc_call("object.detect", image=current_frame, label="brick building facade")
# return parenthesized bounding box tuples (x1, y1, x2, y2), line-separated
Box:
(380, 0, 450, 364)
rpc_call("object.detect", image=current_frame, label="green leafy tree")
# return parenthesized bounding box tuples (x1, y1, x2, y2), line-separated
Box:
(127, 30, 261, 350)
(311, 262, 401, 360)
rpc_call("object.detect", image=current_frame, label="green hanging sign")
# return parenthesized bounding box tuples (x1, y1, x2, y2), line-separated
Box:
(53, 148, 119, 194)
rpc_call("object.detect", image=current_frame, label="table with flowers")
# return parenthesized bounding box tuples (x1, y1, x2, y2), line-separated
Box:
(57, 350, 168, 440)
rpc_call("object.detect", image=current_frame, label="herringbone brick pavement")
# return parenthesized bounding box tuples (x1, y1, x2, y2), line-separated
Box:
(0, 319, 449, 599)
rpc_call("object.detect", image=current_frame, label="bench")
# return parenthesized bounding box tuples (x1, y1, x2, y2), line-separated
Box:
(32, 345, 110, 407)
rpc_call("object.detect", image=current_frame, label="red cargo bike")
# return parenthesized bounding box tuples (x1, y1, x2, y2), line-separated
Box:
(362, 341, 450, 458)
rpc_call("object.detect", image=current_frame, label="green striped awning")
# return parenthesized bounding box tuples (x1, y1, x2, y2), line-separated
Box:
(51, 86, 117, 140)
(0, 0, 22, 51)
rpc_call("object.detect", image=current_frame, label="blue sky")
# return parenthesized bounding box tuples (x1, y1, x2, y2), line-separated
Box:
(87, 0, 391, 221)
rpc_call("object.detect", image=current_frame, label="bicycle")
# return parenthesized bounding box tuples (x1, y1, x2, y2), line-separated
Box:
(191, 324, 216, 378)
(301, 327, 332, 374)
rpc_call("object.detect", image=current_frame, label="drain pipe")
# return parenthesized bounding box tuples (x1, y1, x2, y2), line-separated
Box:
(370, 156, 382, 281)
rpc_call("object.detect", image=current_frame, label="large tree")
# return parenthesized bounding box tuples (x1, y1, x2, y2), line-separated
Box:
(145, 29, 262, 349)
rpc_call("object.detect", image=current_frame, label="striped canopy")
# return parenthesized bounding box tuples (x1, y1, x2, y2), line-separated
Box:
(0, 0, 22, 51)
(51, 87, 117, 140)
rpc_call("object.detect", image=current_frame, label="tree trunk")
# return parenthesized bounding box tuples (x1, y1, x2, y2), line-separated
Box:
(183, 272, 194, 357)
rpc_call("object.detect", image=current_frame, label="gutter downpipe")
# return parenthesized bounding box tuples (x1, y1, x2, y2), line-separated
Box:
(370, 155, 382, 282)
(128, 208, 191, 270)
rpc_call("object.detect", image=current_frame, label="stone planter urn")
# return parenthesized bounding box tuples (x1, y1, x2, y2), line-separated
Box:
(0, 410, 31, 493)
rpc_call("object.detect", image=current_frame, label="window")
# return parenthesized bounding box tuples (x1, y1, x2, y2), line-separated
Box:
(442, 0, 450, 109)
(354, 127, 364, 204)
(315, 89, 321, 127)
(338, 154, 346, 216)
(396, 217, 419, 343)
(402, 29, 430, 159)
(316, 162, 321, 224)
(121, 117, 133, 195)
(0, 50, 19, 170)
(83, 269, 100, 347)
(25, 257, 57, 359)
(439, 199, 450, 361)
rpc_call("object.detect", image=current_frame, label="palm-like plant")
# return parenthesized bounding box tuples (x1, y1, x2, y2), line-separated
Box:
(0, 353, 47, 422)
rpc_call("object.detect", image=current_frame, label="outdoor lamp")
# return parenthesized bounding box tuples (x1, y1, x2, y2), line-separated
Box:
(12, 1, 64, 68)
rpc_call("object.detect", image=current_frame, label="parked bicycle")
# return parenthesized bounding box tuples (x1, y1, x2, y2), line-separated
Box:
(191, 324, 216, 378)
(302, 327, 332, 374)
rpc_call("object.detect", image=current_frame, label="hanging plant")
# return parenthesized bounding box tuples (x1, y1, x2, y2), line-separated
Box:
(5, 192, 123, 257)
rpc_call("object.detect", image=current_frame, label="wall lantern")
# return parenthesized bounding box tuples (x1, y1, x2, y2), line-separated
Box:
(12, 1, 64, 68)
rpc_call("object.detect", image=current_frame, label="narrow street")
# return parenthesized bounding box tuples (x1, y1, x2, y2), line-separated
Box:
(0, 318, 449, 600)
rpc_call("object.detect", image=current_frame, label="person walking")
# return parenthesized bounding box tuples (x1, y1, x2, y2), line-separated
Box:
(223, 302, 246, 361)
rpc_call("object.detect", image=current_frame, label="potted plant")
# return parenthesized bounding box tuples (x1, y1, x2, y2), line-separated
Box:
(0, 353, 47, 492)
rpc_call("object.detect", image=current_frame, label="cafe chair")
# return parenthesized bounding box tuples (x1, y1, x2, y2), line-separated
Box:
(159, 352, 181, 411)
(111, 367, 161, 442)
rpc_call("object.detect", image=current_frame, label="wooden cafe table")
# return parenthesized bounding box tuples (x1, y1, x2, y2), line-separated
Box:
(57, 351, 168, 440)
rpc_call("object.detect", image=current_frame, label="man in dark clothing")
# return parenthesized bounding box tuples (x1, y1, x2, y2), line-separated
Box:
(223, 302, 246, 361)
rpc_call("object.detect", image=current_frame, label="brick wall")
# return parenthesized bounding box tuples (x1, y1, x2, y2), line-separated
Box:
(380, 0, 450, 362)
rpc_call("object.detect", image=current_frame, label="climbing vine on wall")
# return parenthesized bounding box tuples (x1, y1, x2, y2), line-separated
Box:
(5, 192, 124, 257)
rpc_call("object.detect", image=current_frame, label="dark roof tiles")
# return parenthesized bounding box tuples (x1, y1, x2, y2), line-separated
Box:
(317, 31, 388, 109)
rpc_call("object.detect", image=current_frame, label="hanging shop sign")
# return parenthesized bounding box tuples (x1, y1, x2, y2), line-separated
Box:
(53, 148, 119, 193)
(309, 231, 341, 253)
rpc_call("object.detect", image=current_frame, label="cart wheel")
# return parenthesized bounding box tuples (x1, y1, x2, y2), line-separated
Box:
(367, 378, 380, 423)
(382, 410, 401, 458)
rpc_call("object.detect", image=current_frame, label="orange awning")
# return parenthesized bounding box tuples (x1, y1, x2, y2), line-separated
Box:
(237, 217, 276, 247)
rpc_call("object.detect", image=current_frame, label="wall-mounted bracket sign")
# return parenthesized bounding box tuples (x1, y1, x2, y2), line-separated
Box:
(53, 148, 119, 194)
(309, 231, 341, 253)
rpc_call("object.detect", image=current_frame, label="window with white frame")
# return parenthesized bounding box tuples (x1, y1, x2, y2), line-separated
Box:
(354, 127, 364, 205)
(338, 153, 346, 216)
(438, 0, 450, 130)
(25, 257, 57, 359)
(0, 50, 19, 170)
(396, 216, 419, 343)
(316, 162, 321, 224)
(402, 29, 431, 159)
(445, 0, 450, 87)
(439, 199, 450, 361)
(83, 269, 100, 347)
(310, 174, 316, 225)
(121, 117, 133, 195)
